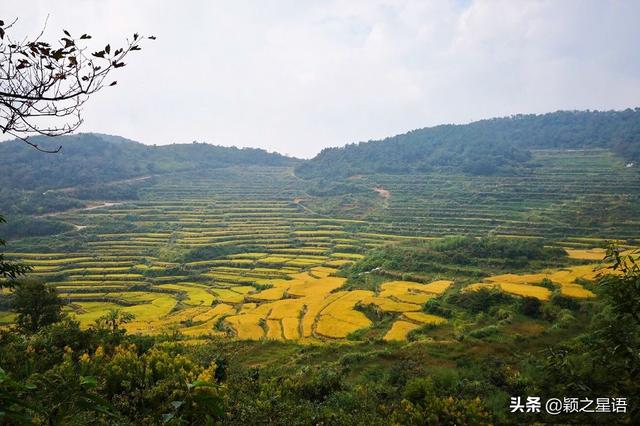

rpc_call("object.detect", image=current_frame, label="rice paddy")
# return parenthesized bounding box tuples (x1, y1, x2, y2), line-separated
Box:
(2, 160, 637, 340)
(463, 263, 603, 300)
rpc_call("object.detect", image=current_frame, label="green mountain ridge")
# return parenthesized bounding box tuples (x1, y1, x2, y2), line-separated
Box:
(295, 109, 640, 179)
(0, 133, 299, 191)
(2, 109, 639, 192)
(0, 109, 638, 218)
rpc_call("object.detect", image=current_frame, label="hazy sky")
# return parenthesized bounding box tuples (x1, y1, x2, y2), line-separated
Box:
(4, 0, 640, 158)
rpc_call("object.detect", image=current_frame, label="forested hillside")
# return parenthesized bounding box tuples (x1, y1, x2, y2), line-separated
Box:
(0, 133, 297, 190)
(296, 109, 640, 179)
(0, 134, 298, 215)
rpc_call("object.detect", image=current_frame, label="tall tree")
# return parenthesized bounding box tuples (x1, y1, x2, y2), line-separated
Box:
(12, 279, 63, 332)
(0, 215, 31, 288)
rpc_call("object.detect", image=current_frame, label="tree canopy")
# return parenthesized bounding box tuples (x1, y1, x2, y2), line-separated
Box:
(296, 109, 640, 179)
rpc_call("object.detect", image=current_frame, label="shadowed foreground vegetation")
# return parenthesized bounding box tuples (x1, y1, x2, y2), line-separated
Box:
(1, 248, 638, 424)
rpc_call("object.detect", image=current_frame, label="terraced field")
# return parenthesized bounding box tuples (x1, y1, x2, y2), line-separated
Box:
(2, 167, 449, 340)
(348, 149, 640, 239)
(2, 150, 638, 341)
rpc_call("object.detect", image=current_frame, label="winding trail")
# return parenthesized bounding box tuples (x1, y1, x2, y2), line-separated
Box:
(372, 187, 391, 208)
(292, 197, 327, 217)
(38, 201, 124, 218)
(372, 187, 390, 199)
(42, 175, 153, 195)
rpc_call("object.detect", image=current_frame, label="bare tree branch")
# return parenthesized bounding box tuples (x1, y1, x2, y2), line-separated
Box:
(0, 17, 154, 152)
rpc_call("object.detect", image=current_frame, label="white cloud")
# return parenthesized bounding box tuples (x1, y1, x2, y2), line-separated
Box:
(2, 0, 639, 157)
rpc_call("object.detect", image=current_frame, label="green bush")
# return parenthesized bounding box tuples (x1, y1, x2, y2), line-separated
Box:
(447, 288, 516, 313)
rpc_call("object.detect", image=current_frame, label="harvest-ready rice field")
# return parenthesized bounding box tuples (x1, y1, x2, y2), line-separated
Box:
(2, 156, 638, 341)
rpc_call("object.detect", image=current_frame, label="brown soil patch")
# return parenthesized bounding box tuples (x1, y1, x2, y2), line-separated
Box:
(373, 187, 390, 199)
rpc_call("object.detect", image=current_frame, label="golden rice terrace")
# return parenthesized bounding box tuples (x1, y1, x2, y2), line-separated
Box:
(2, 150, 637, 342)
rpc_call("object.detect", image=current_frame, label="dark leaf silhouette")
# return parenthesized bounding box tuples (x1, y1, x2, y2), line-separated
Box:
(0, 17, 150, 152)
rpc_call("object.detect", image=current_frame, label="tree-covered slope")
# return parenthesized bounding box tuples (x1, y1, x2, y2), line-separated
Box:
(0, 133, 298, 191)
(296, 109, 640, 179)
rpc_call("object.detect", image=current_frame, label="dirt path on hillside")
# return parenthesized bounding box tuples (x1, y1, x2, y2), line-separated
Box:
(293, 197, 325, 216)
(373, 187, 390, 199)
(372, 187, 391, 208)
(38, 201, 124, 218)
(42, 175, 153, 195)
(36, 174, 155, 217)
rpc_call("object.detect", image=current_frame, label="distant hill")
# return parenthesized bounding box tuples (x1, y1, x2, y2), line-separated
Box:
(1, 109, 639, 216)
(295, 109, 640, 179)
(0, 133, 299, 216)
(0, 133, 298, 191)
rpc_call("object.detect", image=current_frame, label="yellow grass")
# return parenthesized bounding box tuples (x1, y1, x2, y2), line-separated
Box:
(281, 317, 300, 340)
(0, 311, 16, 324)
(167, 306, 212, 322)
(360, 296, 421, 313)
(403, 312, 446, 325)
(20, 257, 94, 265)
(287, 276, 344, 297)
(301, 292, 344, 338)
(227, 253, 268, 259)
(560, 284, 595, 298)
(230, 286, 255, 294)
(267, 298, 306, 319)
(324, 259, 353, 267)
(211, 288, 245, 303)
(500, 283, 552, 300)
(420, 280, 453, 294)
(259, 256, 295, 264)
(287, 259, 323, 267)
(315, 313, 368, 339)
(8, 210, 614, 343)
(238, 303, 257, 313)
(4, 252, 77, 258)
(67, 301, 122, 325)
(465, 283, 498, 292)
(315, 291, 372, 338)
(392, 292, 434, 304)
(251, 287, 286, 301)
(181, 323, 224, 337)
(384, 320, 420, 341)
(125, 296, 176, 321)
(467, 264, 601, 300)
(158, 283, 215, 306)
(380, 280, 452, 296)
(69, 273, 144, 280)
(378, 280, 452, 305)
(266, 319, 284, 340)
(565, 248, 607, 261)
(329, 253, 364, 260)
(466, 282, 551, 301)
(224, 314, 264, 340)
(311, 267, 338, 277)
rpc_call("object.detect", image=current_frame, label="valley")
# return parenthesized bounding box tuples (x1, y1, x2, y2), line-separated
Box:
(1, 111, 639, 424)
(1, 4, 638, 422)
(2, 147, 637, 342)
